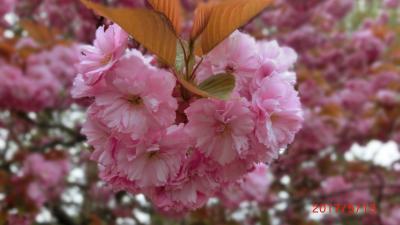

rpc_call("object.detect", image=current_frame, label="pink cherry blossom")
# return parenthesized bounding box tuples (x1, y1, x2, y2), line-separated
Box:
(219, 163, 271, 208)
(21, 154, 70, 207)
(117, 124, 189, 188)
(320, 176, 372, 204)
(0, 0, 15, 21)
(376, 90, 399, 106)
(251, 40, 298, 94)
(73, 29, 303, 214)
(0, 65, 32, 110)
(78, 24, 128, 85)
(257, 40, 298, 74)
(384, 0, 400, 7)
(148, 151, 218, 215)
(382, 207, 400, 225)
(81, 116, 119, 167)
(252, 74, 303, 150)
(290, 109, 339, 152)
(6, 214, 32, 225)
(0, 44, 79, 112)
(240, 163, 271, 202)
(89, 182, 114, 204)
(27, 45, 80, 86)
(286, 0, 323, 11)
(112, 0, 146, 7)
(352, 30, 386, 64)
(92, 51, 177, 138)
(339, 79, 372, 113)
(323, 0, 354, 20)
(22, 154, 70, 186)
(71, 73, 108, 100)
(26, 182, 48, 207)
(98, 165, 140, 194)
(196, 31, 259, 94)
(185, 98, 255, 165)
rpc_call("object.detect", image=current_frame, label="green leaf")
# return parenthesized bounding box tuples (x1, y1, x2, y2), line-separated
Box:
(175, 40, 187, 73)
(175, 40, 195, 77)
(198, 73, 235, 100)
(187, 50, 196, 78)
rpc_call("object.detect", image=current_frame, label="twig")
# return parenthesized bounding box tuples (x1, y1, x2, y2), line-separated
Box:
(51, 205, 76, 225)
(190, 57, 204, 81)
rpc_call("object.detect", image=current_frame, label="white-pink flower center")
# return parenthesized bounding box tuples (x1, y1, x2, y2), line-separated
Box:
(127, 95, 143, 106)
(146, 145, 160, 159)
(225, 64, 236, 73)
(101, 53, 112, 65)
(215, 122, 231, 134)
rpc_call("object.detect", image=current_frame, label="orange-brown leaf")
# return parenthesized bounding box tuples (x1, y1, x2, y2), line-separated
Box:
(20, 19, 57, 44)
(199, 0, 273, 54)
(191, 2, 216, 40)
(81, 0, 177, 66)
(0, 40, 15, 58)
(147, 0, 182, 34)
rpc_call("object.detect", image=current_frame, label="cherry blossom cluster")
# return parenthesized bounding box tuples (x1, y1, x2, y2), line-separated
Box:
(0, 43, 79, 112)
(16, 153, 70, 208)
(267, 2, 400, 156)
(1, 0, 400, 224)
(10, 0, 98, 42)
(248, 1, 400, 223)
(261, 0, 354, 30)
(73, 24, 303, 214)
(384, 0, 400, 7)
